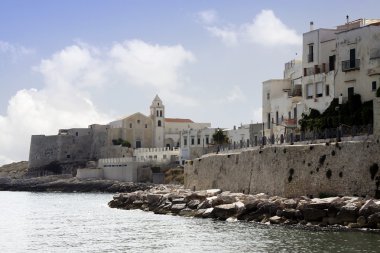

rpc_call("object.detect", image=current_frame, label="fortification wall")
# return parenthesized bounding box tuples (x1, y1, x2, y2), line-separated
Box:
(185, 139, 380, 198)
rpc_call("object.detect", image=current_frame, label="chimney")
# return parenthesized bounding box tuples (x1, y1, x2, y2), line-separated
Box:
(310, 21, 314, 31)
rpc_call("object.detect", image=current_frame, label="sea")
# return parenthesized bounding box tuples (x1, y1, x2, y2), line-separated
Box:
(0, 191, 379, 253)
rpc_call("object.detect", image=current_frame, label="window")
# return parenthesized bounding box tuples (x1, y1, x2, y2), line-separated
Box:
(197, 138, 200, 145)
(350, 48, 356, 68)
(158, 120, 162, 127)
(75, 132, 78, 136)
(66, 154, 71, 158)
(288, 111, 291, 119)
(276, 111, 279, 125)
(308, 44, 314, 62)
(372, 81, 377, 91)
(206, 136, 209, 144)
(184, 137, 187, 146)
(267, 93, 270, 100)
(329, 55, 335, 71)
(348, 87, 354, 98)
(191, 137, 194, 145)
(160, 110, 163, 117)
(137, 120, 140, 124)
(156, 110, 159, 117)
(145, 124, 147, 128)
(294, 107, 297, 123)
(316, 82, 323, 97)
(129, 123, 132, 128)
(267, 113, 271, 129)
(326, 85, 330, 96)
(306, 84, 313, 99)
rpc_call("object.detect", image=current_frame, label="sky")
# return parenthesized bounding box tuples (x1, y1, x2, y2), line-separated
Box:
(1, 0, 380, 165)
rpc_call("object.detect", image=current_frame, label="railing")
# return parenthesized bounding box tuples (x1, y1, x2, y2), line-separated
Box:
(289, 87, 302, 97)
(342, 59, 360, 71)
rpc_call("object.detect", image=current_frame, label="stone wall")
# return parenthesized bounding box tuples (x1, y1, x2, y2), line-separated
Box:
(185, 140, 380, 198)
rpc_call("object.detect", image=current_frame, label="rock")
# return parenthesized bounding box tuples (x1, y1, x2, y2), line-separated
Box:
(253, 193, 269, 199)
(206, 189, 222, 197)
(187, 199, 201, 209)
(322, 217, 339, 225)
(367, 212, 380, 228)
(283, 199, 298, 209)
(172, 198, 185, 204)
(244, 199, 262, 212)
(305, 197, 343, 210)
(179, 208, 196, 217)
(184, 192, 207, 202)
(359, 200, 380, 217)
(281, 209, 301, 220)
(302, 208, 327, 221)
(256, 202, 280, 216)
(216, 194, 238, 205)
(202, 208, 214, 218)
(147, 194, 162, 206)
(269, 216, 285, 224)
(197, 199, 212, 210)
(235, 201, 246, 215)
(226, 217, 238, 222)
(171, 203, 186, 213)
(213, 203, 238, 220)
(194, 209, 206, 218)
(336, 203, 359, 223)
(357, 216, 366, 227)
(347, 223, 362, 228)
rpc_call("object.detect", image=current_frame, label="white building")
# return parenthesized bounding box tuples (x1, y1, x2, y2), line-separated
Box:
(263, 18, 380, 141)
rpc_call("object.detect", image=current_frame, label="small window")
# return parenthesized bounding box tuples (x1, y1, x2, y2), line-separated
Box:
(191, 137, 195, 145)
(197, 138, 200, 145)
(372, 81, 377, 91)
(306, 84, 313, 99)
(267, 93, 270, 100)
(156, 110, 159, 117)
(158, 120, 161, 127)
(66, 155, 71, 159)
(160, 110, 163, 117)
(316, 82, 323, 97)
(145, 124, 148, 128)
(130, 123, 132, 128)
(184, 137, 187, 146)
(137, 120, 140, 124)
(206, 136, 209, 144)
(75, 132, 78, 136)
(326, 85, 330, 96)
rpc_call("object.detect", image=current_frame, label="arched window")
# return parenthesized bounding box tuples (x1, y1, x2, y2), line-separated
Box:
(156, 110, 159, 117)
(160, 110, 163, 117)
(158, 120, 162, 127)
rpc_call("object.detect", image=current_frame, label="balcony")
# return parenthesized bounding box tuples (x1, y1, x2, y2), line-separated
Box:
(303, 63, 328, 76)
(342, 59, 360, 72)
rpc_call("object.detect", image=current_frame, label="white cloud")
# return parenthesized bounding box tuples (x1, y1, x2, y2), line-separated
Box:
(109, 40, 195, 91)
(206, 26, 238, 47)
(202, 9, 301, 47)
(0, 40, 34, 61)
(242, 10, 301, 46)
(0, 40, 197, 165)
(197, 9, 218, 25)
(226, 85, 246, 102)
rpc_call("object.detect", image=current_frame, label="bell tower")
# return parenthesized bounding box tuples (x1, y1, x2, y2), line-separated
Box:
(150, 95, 165, 148)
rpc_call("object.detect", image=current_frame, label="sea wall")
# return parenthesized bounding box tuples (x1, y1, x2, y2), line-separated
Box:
(185, 140, 380, 198)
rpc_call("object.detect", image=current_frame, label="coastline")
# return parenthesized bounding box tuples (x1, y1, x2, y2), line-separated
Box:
(109, 186, 380, 232)
(0, 175, 154, 193)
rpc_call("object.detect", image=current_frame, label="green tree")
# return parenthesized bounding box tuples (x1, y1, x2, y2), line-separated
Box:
(212, 129, 229, 145)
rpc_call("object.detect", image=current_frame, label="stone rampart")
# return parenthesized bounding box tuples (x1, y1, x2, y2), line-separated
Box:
(185, 139, 380, 198)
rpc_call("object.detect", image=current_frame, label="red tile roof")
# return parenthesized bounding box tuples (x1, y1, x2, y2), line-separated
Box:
(165, 118, 194, 123)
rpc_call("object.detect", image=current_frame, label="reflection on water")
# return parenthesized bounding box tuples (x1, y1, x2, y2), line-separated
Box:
(0, 191, 379, 253)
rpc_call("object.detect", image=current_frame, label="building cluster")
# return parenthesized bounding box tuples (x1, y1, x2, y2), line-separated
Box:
(263, 18, 380, 140)
(28, 17, 380, 182)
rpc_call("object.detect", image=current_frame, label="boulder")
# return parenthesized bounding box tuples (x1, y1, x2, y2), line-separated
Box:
(184, 192, 207, 202)
(172, 198, 186, 204)
(305, 197, 343, 210)
(359, 200, 380, 217)
(283, 199, 298, 209)
(202, 208, 214, 218)
(216, 194, 238, 205)
(198, 199, 212, 210)
(212, 203, 238, 220)
(281, 209, 301, 220)
(187, 199, 201, 209)
(179, 208, 196, 217)
(302, 208, 327, 221)
(367, 212, 380, 228)
(253, 193, 269, 199)
(206, 189, 222, 197)
(147, 194, 162, 206)
(194, 209, 206, 218)
(336, 203, 359, 223)
(171, 203, 187, 213)
(357, 216, 367, 227)
(269, 215, 285, 224)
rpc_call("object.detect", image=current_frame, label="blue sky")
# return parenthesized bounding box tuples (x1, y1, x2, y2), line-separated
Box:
(1, 0, 380, 164)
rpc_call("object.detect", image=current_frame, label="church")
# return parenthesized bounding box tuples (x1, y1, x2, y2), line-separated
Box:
(107, 95, 211, 149)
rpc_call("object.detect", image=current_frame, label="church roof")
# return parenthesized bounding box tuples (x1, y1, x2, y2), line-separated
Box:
(165, 118, 194, 123)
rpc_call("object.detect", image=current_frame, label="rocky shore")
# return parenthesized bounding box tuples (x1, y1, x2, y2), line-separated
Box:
(0, 175, 153, 193)
(109, 186, 380, 231)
